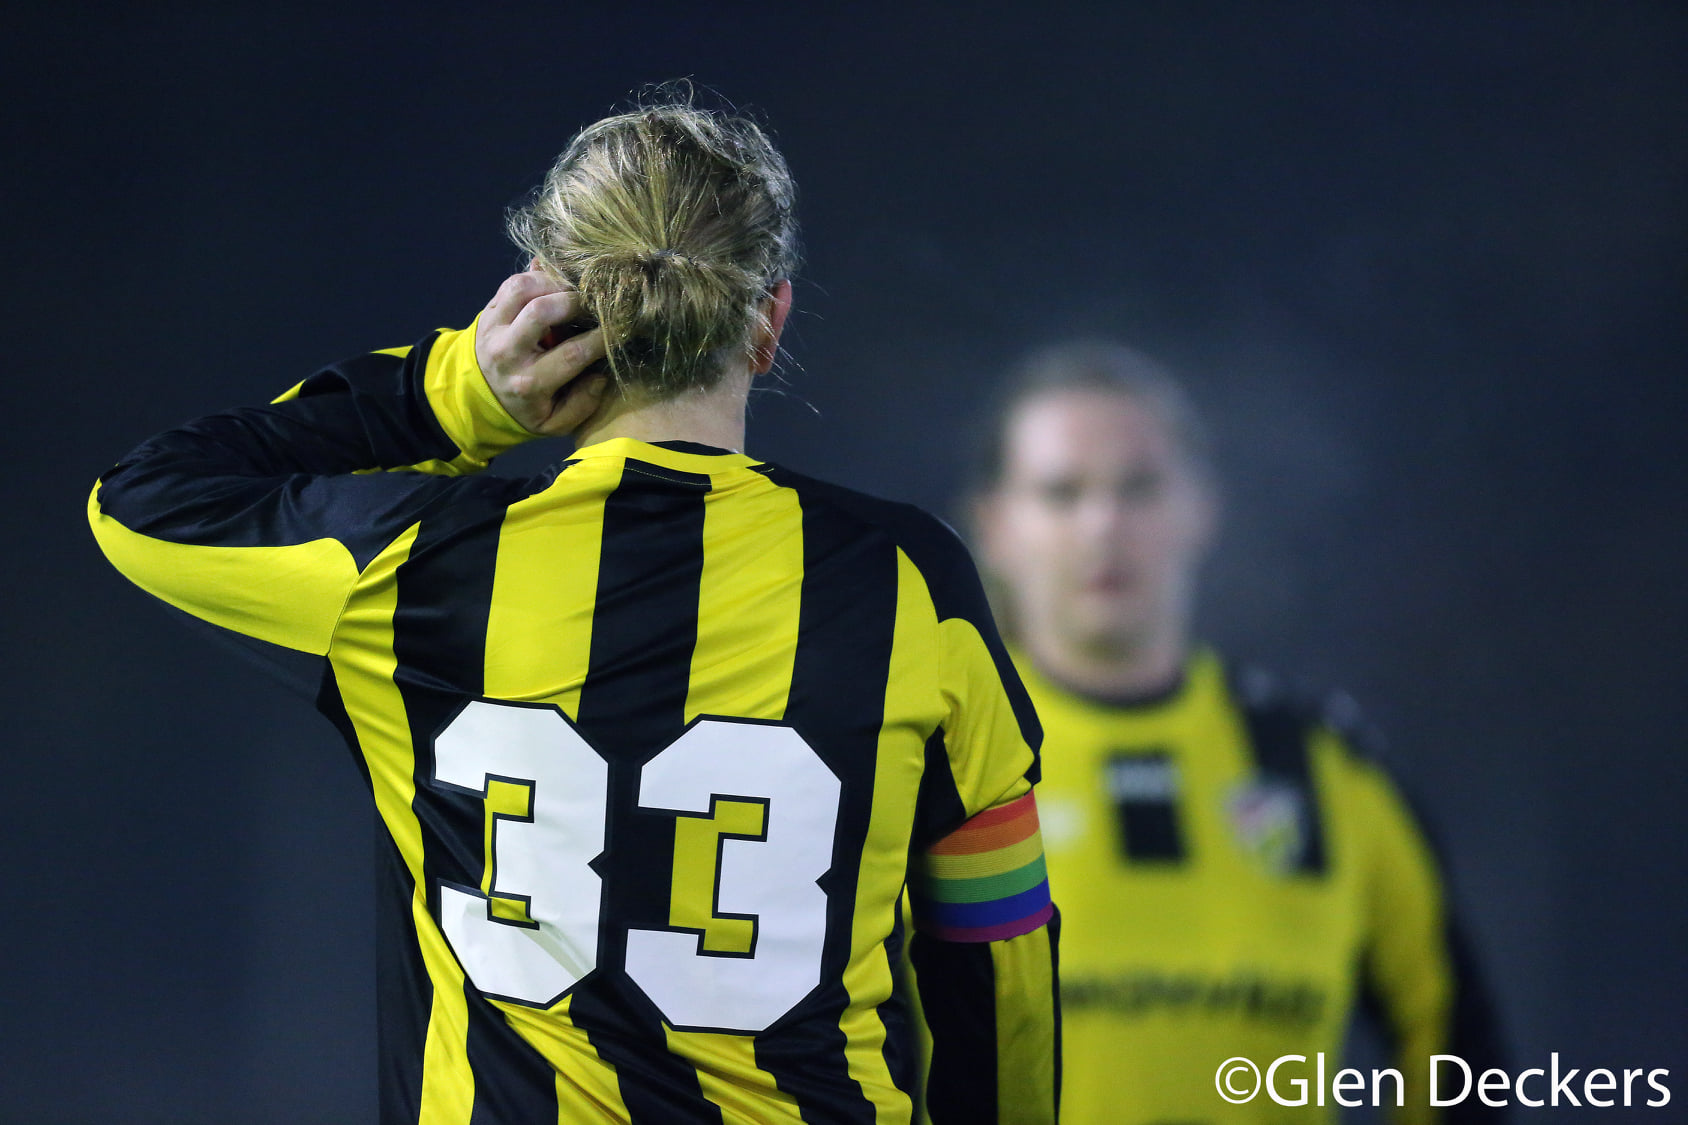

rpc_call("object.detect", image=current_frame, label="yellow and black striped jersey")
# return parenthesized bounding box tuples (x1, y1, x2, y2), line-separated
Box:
(88, 323, 1060, 1125)
(1027, 649, 1505, 1125)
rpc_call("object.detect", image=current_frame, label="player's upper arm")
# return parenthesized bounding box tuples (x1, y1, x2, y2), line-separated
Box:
(895, 511, 1049, 925)
(910, 789, 1053, 943)
(908, 515, 1041, 818)
(88, 480, 359, 655)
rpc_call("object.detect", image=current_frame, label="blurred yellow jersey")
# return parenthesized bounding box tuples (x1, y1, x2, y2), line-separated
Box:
(1026, 649, 1504, 1125)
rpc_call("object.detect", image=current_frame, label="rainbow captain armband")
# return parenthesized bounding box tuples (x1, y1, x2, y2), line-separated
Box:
(911, 792, 1055, 942)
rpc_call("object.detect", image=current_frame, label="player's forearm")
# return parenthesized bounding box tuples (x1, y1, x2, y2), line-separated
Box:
(87, 327, 511, 654)
(1388, 930, 1511, 1123)
(93, 323, 533, 521)
(911, 914, 1061, 1125)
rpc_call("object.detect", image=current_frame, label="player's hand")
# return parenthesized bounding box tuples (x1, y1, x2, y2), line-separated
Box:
(475, 270, 610, 437)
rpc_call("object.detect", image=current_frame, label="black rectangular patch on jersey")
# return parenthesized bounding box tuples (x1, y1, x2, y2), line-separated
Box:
(1106, 750, 1187, 862)
(1238, 702, 1328, 876)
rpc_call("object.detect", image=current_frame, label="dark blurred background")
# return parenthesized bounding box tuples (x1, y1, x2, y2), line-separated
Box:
(4, 3, 1682, 1121)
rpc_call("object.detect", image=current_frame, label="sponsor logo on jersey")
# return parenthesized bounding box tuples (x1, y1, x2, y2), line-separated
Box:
(1062, 968, 1327, 1028)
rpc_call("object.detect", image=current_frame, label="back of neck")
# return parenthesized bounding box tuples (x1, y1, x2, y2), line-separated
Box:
(573, 370, 751, 453)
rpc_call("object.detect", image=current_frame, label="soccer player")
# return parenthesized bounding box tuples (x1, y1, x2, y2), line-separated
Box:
(969, 342, 1506, 1124)
(88, 95, 1058, 1125)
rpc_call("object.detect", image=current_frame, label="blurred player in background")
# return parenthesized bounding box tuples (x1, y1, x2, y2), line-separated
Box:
(968, 342, 1505, 1124)
(89, 91, 1058, 1124)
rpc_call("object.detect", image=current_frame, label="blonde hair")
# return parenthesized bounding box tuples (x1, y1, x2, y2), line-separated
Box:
(508, 89, 799, 398)
(973, 340, 1215, 492)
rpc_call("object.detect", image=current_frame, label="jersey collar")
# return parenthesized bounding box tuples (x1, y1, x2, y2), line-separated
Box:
(1013, 645, 1224, 715)
(568, 436, 761, 476)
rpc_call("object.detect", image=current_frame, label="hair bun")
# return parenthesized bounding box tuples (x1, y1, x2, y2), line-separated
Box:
(507, 96, 799, 399)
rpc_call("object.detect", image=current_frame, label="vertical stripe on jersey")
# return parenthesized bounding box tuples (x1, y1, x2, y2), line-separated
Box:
(1104, 750, 1187, 862)
(988, 917, 1060, 1121)
(671, 472, 806, 1120)
(479, 461, 633, 1123)
(683, 471, 802, 724)
(1235, 695, 1329, 875)
(752, 480, 902, 1124)
(665, 1026, 804, 1124)
(319, 665, 436, 1124)
(482, 458, 609, 717)
(846, 549, 944, 1119)
(375, 832, 435, 1124)
(497, 1001, 630, 1122)
(567, 459, 720, 1124)
(391, 504, 560, 1124)
(464, 983, 561, 1125)
(327, 523, 479, 1123)
(911, 940, 998, 1124)
(874, 912, 918, 1105)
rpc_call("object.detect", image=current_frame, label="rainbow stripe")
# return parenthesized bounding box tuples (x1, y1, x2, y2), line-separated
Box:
(911, 792, 1054, 942)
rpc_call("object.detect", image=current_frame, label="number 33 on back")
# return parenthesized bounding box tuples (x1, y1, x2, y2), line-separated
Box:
(430, 700, 840, 1032)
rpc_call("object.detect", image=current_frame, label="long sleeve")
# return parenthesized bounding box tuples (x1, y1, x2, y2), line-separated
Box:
(88, 321, 532, 655)
(902, 523, 1059, 1124)
(1349, 750, 1509, 1124)
(909, 790, 1061, 1124)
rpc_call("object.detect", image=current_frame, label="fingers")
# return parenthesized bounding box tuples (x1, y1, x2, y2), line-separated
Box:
(477, 269, 612, 438)
(496, 325, 608, 435)
(533, 372, 610, 437)
(535, 325, 607, 383)
(478, 288, 593, 387)
(483, 270, 570, 331)
(518, 327, 609, 432)
(510, 288, 590, 353)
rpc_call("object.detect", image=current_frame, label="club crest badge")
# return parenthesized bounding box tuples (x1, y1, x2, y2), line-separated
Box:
(1226, 779, 1307, 875)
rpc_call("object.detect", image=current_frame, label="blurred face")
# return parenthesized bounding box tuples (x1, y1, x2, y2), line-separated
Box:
(977, 389, 1216, 667)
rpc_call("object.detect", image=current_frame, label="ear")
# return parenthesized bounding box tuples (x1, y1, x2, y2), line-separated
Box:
(970, 489, 1009, 574)
(1187, 475, 1222, 559)
(751, 279, 794, 374)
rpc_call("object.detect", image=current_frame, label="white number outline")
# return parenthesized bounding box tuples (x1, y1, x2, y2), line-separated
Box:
(628, 716, 842, 1032)
(424, 702, 842, 1032)
(430, 699, 608, 1009)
